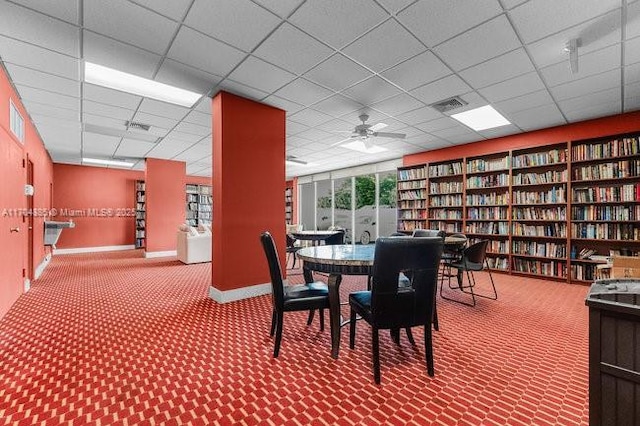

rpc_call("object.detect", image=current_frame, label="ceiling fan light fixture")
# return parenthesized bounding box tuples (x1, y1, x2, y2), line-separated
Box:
(340, 140, 387, 154)
(450, 105, 510, 131)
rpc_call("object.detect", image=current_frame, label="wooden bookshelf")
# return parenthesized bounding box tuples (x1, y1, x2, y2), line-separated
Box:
(135, 180, 146, 248)
(285, 185, 293, 225)
(427, 159, 463, 233)
(186, 184, 212, 226)
(397, 164, 428, 232)
(569, 133, 640, 282)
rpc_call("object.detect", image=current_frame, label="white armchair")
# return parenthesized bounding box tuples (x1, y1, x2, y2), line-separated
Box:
(177, 225, 212, 264)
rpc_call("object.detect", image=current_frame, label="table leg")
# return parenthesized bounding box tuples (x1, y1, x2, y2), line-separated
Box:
(303, 265, 314, 284)
(328, 273, 343, 359)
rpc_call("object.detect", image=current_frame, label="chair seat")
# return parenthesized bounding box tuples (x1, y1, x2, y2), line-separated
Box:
(349, 290, 371, 309)
(283, 282, 330, 311)
(450, 260, 483, 271)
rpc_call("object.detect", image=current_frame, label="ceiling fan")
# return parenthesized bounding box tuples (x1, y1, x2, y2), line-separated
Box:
(331, 113, 406, 148)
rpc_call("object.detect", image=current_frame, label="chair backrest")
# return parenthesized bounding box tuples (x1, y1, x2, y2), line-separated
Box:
(285, 233, 296, 248)
(325, 229, 345, 245)
(412, 229, 445, 239)
(463, 240, 489, 265)
(389, 232, 409, 237)
(260, 231, 284, 310)
(370, 237, 443, 329)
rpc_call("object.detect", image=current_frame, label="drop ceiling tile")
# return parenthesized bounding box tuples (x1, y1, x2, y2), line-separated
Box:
(83, 112, 125, 129)
(501, 0, 528, 9)
(114, 139, 157, 157)
(287, 136, 313, 147)
(509, 0, 620, 43)
(431, 126, 481, 144)
(626, 62, 640, 84)
(288, 108, 334, 127)
(83, 84, 143, 110)
(564, 99, 622, 122)
(381, 52, 452, 91)
(627, 1, 640, 40)
(5, 64, 79, 98)
(371, 93, 424, 116)
(185, 0, 280, 52)
(340, 110, 390, 127)
(173, 143, 210, 162)
(0, 1, 79, 57)
(410, 75, 472, 106)
(289, 0, 388, 49)
(526, 9, 621, 69)
(253, 23, 334, 75)
(83, 31, 161, 79)
(414, 117, 459, 133)
(131, 112, 179, 130)
(397, 0, 502, 47)
(82, 133, 121, 157)
(174, 121, 211, 137)
(36, 122, 81, 149)
(273, 78, 334, 106)
(626, 36, 640, 65)
(395, 106, 444, 126)
(227, 56, 296, 93)
(549, 69, 621, 101)
(0, 35, 79, 80)
(167, 27, 246, 77)
(509, 104, 566, 131)
(129, 0, 192, 20)
(13, 0, 79, 24)
(155, 59, 222, 95)
(262, 95, 305, 115)
(217, 80, 270, 101)
(164, 130, 206, 144)
(479, 72, 546, 103)
(625, 81, 640, 111)
(138, 99, 190, 120)
(459, 49, 535, 89)
(83, 100, 134, 121)
(253, 0, 305, 18)
(294, 128, 334, 142)
(342, 19, 424, 72)
(558, 87, 621, 119)
(375, 0, 415, 14)
(146, 139, 192, 159)
(84, 0, 178, 54)
(311, 95, 364, 117)
(304, 54, 373, 92)
(477, 124, 521, 139)
(286, 121, 310, 136)
(494, 89, 555, 114)
(314, 118, 353, 133)
(183, 110, 212, 127)
(194, 99, 212, 114)
(540, 44, 621, 87)
(434, 16, 521, 71)
(16, 85, 79, 111)
(31, 114, 81, 132)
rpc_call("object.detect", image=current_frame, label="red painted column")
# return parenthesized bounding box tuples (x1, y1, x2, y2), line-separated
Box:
(211, 91, 285, 300)
(145, 158, 186, 256)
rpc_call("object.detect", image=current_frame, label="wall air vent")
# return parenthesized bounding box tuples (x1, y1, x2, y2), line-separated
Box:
(125, 121, 151, 131)
(430, 96, 468, 113)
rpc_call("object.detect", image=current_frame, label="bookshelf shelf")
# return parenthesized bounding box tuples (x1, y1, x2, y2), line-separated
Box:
(135, 180, 146, 249)
(512, 254, 567, 261)
(285, 185, 293, 225)
(397, 165, 428, 232)
(186, 184, 212, 226)
(511, 162, 567, 171)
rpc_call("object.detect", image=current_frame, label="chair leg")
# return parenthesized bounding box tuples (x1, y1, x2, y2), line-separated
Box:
(349, 308, 357, 349)
(292, 253, 297, 269)
(319, 309, 325, 331)
(307, 309, 315, 325)
(372, 327, 381, 384)
(405, 327, 415, 346)
(273, 312, 284, 358)
(269, 309, 277, 337)
(424, 325, 434, 377)
(390, 328, 400, 345)
(433, 300, 439, 331)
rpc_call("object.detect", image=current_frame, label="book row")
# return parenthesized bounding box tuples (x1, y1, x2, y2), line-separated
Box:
(512, 258, 567, 278)
(512, 170, 567, 185)
(466, 173, 509, 189)
(572, 184, 639, 203)
(571, 205, 640, 221)
(512, 148, 567, 168)
(512, 223, 567, 237)
(466, 156, 510, 173)
(572, 160, 640, 180)
(512, 241, 566, 258)
(572, 137, 639, 161)
(467, 206, 508, 220)
(571, 223, 640, 240)
(513, 187, 566, 204)
(429, 162, 463, 177)
(512, 206, 566, 221)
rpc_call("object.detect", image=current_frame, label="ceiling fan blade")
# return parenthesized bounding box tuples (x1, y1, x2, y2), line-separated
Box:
(363, 138, 374, 149)
(373, 132, 406, 139)
(330, 136, 356, 147)
(369, 122, 388, 132)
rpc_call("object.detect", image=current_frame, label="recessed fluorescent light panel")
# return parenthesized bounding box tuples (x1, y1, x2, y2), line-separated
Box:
(82, 157, 135, 168)
(286, 156, 309, 166)
(450, 105, 510, 131)
(341, 140, 388, 154)
(84, 62, 202, 107)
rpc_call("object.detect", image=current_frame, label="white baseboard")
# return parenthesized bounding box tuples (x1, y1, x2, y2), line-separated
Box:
(34, 254, 52, 280)
(144, 250, 177, 258)
(53, 245, 136, 255)
(208, 282, 272, 303)
(24, 278, 31, 293)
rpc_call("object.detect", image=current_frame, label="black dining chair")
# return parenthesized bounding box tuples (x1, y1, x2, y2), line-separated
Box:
(411, 229, 445, 239)
(285, 233, 301, 269)
(348, 237, 443, 384)
(260, 231, 330, 357)
(440, 239, 497, 307)
(324, 229, 345, 245)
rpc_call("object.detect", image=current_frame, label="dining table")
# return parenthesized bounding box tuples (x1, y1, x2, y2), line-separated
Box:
(290, 230, 342, 246)
(296, 235, 467, 359)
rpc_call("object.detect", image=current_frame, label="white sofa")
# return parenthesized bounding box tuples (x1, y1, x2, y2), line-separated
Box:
(177, 224, 212, 264)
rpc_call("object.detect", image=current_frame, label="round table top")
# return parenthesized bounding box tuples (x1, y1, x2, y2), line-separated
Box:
(296, 244, 374, 267)
(290, 230, 341, 240)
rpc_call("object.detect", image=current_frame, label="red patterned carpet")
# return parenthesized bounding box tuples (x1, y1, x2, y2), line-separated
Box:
(0, 250, 589, 425)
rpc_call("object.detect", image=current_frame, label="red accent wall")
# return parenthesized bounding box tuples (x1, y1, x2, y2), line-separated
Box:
(53, 164, 144, 248)
(212, 91, 286, 291)
(404, 111, 640, 166)
(0, 64, 53, 317)
(145, 158, 186, 253)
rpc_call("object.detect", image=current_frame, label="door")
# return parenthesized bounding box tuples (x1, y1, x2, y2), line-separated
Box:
(0, 138, 25, 317)
(27, 157, 34, 281)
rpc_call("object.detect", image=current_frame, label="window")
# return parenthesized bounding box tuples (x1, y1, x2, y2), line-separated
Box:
(378, 171, 398, 237)
(9, 99, 25, 143)
(354, 174, 376, 245)
(299, 183, 315, 230)
(316, 180, 332, 230)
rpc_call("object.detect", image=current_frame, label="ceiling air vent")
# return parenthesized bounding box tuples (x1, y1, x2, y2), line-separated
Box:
(430, 96, 468, 113)
(125, 120, 151, 131)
